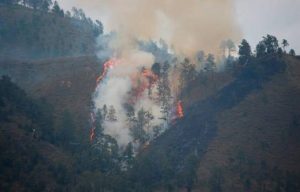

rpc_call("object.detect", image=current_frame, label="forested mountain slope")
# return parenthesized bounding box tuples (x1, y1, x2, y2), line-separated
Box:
(0, 4, 102, 59)
(195, 56, 300, 191)
(129, 55, 300, 192)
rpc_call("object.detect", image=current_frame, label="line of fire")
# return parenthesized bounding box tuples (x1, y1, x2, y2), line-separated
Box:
(90, 58, 184, 146)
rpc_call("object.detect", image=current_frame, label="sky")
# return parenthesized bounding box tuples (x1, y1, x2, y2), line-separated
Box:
(235, 0, 300, 53)
(58, 0, 300, 53)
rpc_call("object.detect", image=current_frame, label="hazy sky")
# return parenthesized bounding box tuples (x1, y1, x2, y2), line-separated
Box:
(58, 0, 300, 53)
(235, 0, 300, 53)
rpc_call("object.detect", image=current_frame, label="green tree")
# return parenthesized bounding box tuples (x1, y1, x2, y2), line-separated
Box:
(0, 0, 20, 5)
(282, 39, 289, 52)
(263, 34, 279, 54)
(196, 50, 205, 63)
(130, 109, 153, 143)
(220, 39, 235, 58)
(123, 142, 134, 167)
(93, 20, 103, 37)
(52, 1, 64, 17)
(27, 0, 50, 10)
(181, 58, 197, 87)
(226, 39, 236, 57)
(151, 62, 161, 76)
(107, 105, 117, 121)
(256, 41, 267, 58)
(256, 35, 279, 57)
(57, 110, 76, 147)
(102, 104, 108, 120)
(238, 39, 252, 64)
(41, 0, 52, 12)
(205, 54, 216, 71)
(289, 49, 296, 56)
(277, 47, 283, 55)
(158, 62, 172, 117)
(220, 40, 227, 57)
(95, 109, 104, 136)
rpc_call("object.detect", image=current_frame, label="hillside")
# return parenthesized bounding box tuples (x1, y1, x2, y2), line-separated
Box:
(1, 54, 300, 191)
(0, 59, 125, 191)
(0, 4, 102, 59)
(127, 55, 300, 191)
(1, 4, 300, 190)
(195, 56, 300, 191)
(0, 56, 102, 143)
(0, 76, 74, 191)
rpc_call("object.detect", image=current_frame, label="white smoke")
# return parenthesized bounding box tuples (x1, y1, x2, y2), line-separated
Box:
(93, 48, 163, 147)
(94, 76, 132, 147)
(91, 0, 241, 148)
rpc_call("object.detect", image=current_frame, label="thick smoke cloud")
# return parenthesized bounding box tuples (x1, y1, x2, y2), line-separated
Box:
(93, 50, 157, 147)
(63, 0, 241, 56)
(89, 0, 241, 148)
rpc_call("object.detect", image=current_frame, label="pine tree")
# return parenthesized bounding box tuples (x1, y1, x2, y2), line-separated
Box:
(52, 1, 64, 17)
(238, 39, 252, 64)
(282, 39, 289, 52)
(95, 109, 104, 136)
(226, 39, 236, 57)
(102, 104, 108, 120)
(256, 41, 267, 58)
(158, 62, 172, 117)
(107, 105, 117, 121)
(205, 54, 216, 71)
(289, 49, 296, 56)
(130, 109, 153, 143)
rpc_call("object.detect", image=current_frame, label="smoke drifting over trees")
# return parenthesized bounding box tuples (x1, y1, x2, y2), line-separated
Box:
(88, 0, 242, 149)
(61, 0, 241, 56)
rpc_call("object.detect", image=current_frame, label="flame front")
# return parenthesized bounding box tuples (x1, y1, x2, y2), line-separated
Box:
(90, 127, 96, 142)
(92, 55, 184, 148)
(96, 58, 119, 84)
(91, 58, 120, 143)
(176, 100, 184, 119)
(129, 68, 159, 104)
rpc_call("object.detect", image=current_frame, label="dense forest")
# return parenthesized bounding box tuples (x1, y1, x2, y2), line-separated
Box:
(0, 0, 103, 59)
(0, 1, 300, 192)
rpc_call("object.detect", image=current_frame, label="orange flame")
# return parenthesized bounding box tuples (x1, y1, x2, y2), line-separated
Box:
(96, 58, 119, 84)
(128, 68, 159, 104)
(92, 58, 119, 142)
(142, 68, 158, 82)
(90, 127, 96, 142)
(176, 100, 184, 118)
(90, 112, 96, 143)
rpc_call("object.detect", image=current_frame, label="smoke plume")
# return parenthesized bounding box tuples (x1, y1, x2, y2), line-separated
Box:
(65, 0, 241, 56)
(89, 0, 241, 148)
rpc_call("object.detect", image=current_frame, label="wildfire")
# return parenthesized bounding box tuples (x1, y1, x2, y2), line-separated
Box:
(129, 68, 159, 104)
(90, 112, 96, 143)
(142, 68, 158, 82)
(96, 58, 119, 84)
(90, 127, 96, 142)
(176, 100, 184, 118)
(91, 58, 120, 142)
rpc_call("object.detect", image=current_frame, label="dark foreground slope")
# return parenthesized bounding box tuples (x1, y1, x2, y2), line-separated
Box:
(0, 58, 124, 192)
(195, 56, 300, 191)
(1, 55, 300, 192)
(129, 55, 300, 191)
(0, 56, 101, 143)
(0, 76, 74, 191)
